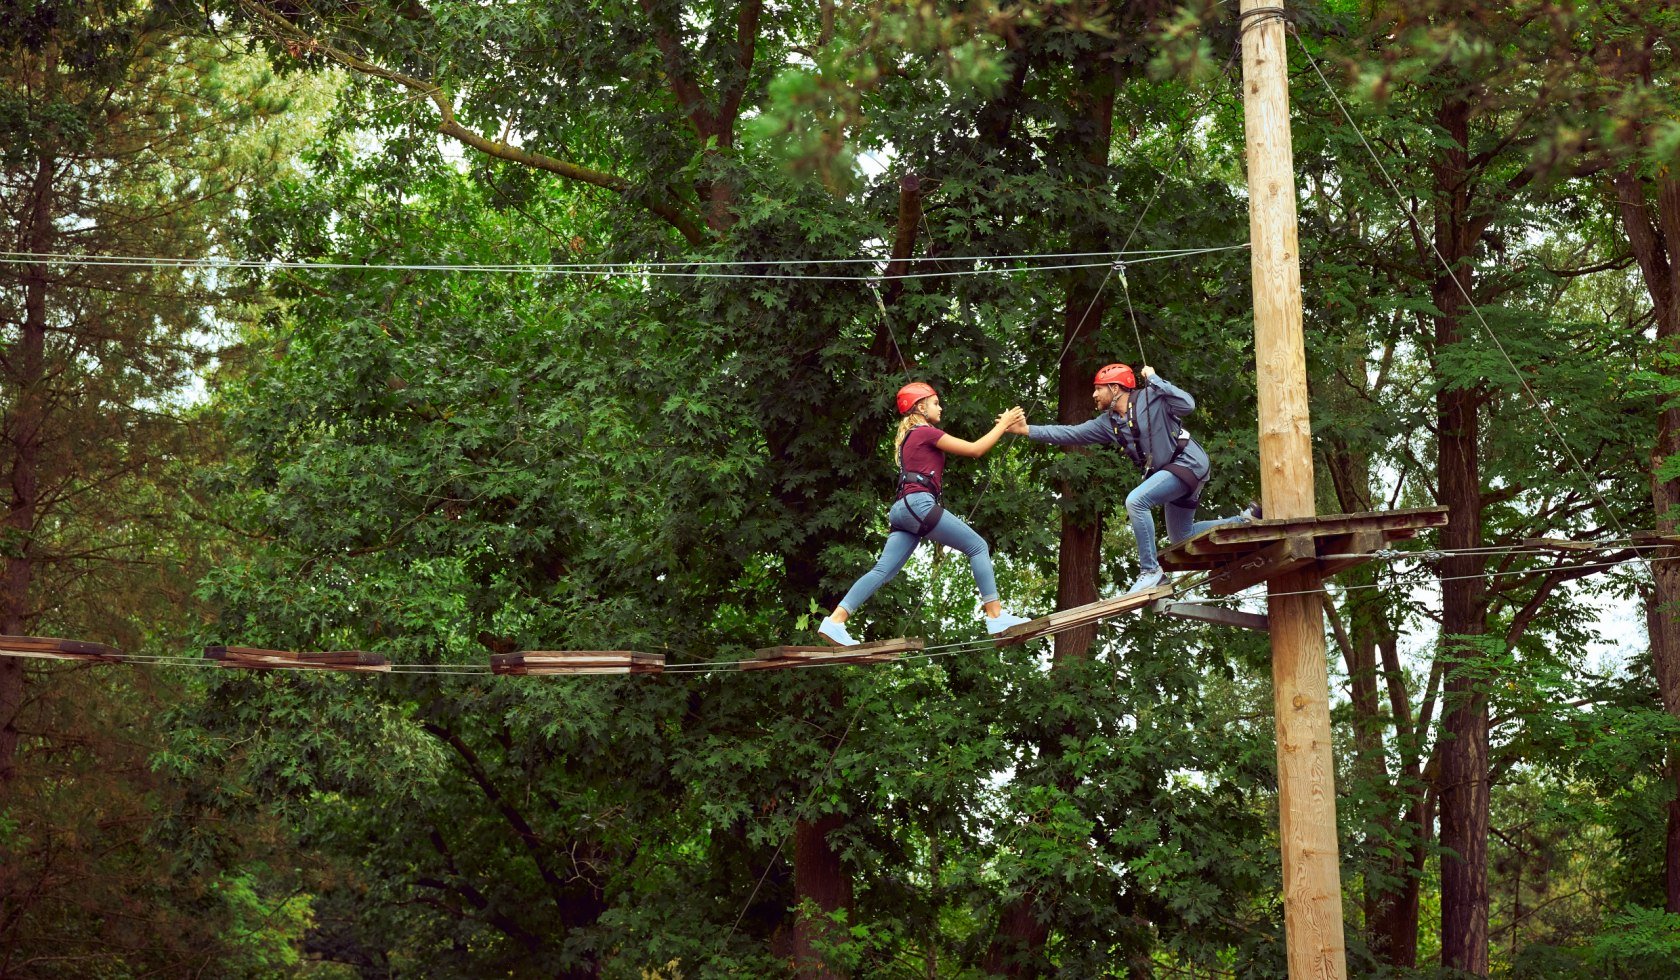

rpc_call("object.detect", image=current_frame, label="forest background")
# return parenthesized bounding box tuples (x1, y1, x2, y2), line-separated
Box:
(3, 0, 1679, 977)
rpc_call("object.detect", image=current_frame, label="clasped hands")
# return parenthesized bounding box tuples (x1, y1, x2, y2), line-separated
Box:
(999, 365, 1156, 435)
(994, 406, 1027, 434)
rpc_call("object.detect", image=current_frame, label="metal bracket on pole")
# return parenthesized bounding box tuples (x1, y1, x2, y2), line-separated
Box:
(1151, 599, 1270, 633)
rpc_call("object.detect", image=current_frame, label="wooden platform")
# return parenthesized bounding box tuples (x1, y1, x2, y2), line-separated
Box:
(205, 645, 391, 672)
(993, 585, 1174, 647)
(1, 635, 123, 663)
(740, 637, 922, 670)
(1158, 506, 1448, 596)
(490, 651, 664, 675)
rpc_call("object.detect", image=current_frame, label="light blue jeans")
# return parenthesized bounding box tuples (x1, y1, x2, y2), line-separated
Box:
(1127, 470, 1248, 573)
(838, 493, 1000, 614)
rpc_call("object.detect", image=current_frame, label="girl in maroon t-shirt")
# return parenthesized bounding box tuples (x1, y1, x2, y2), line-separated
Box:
(818, 383, 1033, 646)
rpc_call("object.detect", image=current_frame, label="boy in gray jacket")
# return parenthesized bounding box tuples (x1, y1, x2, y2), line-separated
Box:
(1009, 362, 1257, 594)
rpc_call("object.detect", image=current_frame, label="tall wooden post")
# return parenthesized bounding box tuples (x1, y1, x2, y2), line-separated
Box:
(1239, 1, 1348, 976)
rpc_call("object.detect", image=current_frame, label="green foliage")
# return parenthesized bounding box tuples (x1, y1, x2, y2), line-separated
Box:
(1511, 907, 1680, 979)
(0, 1, 326, 974)
(10, 0, 1680, 975)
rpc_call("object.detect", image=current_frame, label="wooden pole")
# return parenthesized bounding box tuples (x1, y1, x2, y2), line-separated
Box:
(1238, 2, 1349, 976)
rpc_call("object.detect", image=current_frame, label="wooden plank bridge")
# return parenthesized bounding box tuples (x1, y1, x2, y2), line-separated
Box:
(0, 509, 1464, 678)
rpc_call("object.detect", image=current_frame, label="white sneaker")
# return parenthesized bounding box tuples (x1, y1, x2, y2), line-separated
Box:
(817, 617, 859, 647)
(1127, 569, 1167, 594)
(985, 610, 1033, 635)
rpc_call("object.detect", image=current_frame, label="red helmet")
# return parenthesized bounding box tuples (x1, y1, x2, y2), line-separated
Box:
(1093, 363, 1136, 389)
(896, 381, 937, 415)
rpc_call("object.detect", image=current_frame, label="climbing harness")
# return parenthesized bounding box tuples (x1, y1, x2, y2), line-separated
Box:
(896, 435, 946, 539)
(1101, 366, 1203, 508)
(891, 383, 947, 538)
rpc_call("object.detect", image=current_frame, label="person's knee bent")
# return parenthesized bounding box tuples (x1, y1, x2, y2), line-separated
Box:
(1126, 488, 1153, 521)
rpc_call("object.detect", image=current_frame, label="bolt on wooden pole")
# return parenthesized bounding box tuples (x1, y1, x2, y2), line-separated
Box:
(1238, 1, 1349, 976)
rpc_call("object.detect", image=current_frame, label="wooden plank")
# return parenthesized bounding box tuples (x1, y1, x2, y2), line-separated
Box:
(1152, 600, 1270, 632)
(206, 644, 292, 661)
(740, 637, 920, 671)
(0, 634, 122, 662)
(298, 650, 389, 667)
(1160, 508, 1447, 573)
(758, 637, 923, 658)
(739, 650, 902, 670)
(1177, 530, 1244, 560)
(491, 651, 663, 676)
(994, 584, 1173, 647)
(1314, 528, 1384, 558)
(1155, 551, 1225, 572)
(206, 645, 387, 665)
(206, 645, 392, 672)
(1203, 535, 1316, 596)
(1327, 505, 1447, 533)
(1197, 506, 1447, 548)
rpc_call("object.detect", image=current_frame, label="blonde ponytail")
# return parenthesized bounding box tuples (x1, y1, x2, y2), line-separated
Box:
(893, 416, 918, 456)
(893, 398, 933, 456)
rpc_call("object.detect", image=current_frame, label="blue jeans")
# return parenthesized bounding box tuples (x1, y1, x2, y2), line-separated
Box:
(1127, 470, 1248, 574)
(838, 493, 1000, 614)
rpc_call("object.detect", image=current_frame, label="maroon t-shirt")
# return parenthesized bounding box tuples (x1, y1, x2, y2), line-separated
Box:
(896, 425, 947, 500)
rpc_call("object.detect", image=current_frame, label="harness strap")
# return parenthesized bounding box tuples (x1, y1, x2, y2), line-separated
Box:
(1160, 461, 1203, 508)
(896, 474, 945, 537)
(907, 496, 945, 538)
(897, 434, 945, 538)
(1119, 393, 1202, 507)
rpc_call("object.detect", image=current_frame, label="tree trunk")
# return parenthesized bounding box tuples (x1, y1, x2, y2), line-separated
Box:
(1613, 165, 1680, 911)
(775, 483, 860, 975)
(793, 813, 853, 979)
(785, 541, 858, 975)
(1052, 270, 1106, 660)
(1327, 444, 1412, 957)
(982, 897, 1052, 977)
(1649, 173, 1680, 911)
(1372, 632, 1427, 966)
(982, 45, 1116, 976)
(1433, 97, 1490, 978)
(1050, 46, 1116, 665)
(0, 150, 55, 789)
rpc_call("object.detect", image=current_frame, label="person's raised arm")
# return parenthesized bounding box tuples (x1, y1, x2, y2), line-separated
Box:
(1020, 412, 1120, 447)
(936, 407, 1026, 458)
(1141, 366, 1196, 414)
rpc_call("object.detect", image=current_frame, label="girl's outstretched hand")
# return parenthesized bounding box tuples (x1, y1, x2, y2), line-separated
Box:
(995, 406, 1026, 432)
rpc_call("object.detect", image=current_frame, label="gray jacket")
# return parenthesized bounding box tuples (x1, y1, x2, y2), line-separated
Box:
(1026, 376, 1211, 497)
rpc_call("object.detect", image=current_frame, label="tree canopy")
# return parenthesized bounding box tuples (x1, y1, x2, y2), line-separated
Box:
(2, 0, 1679, 977)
